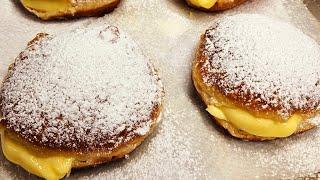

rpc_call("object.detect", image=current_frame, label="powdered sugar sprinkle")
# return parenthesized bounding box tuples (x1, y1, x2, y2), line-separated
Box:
(202, 14, 320, 118)
(0, 23, 164, 151)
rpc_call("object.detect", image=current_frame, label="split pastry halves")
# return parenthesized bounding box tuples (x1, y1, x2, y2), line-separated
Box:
(0, 24, 164, 179)
(192, 14, 320, 140)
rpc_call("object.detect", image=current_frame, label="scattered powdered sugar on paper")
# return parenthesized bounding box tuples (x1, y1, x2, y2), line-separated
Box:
(231, 126, 320, 179)
(1, 0, 320, 179)
(202, 14, 320, 117)
(0, 23, 164, 151)
(68, 105, 206, 180)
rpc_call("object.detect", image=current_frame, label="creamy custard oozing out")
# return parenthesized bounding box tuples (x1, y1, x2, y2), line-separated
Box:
(188, 0, 218, 9)
(0, 128, 74, 180)
(206, 105, 302, 137)
(21, 0, 72, 12)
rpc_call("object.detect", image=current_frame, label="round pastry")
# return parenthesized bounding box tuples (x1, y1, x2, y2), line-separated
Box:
(185, 0, 248, 11)
(0, 24, 164, 179)
(192, 14, 320, 141)
(20, 0, 121, 20)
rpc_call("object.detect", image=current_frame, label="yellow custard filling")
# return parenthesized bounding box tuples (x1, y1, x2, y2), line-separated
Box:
(20, 0, 72, 12)
(206, 105, 302, 137)
(0, 129, 74, 180)
(188, 0, 218, 9)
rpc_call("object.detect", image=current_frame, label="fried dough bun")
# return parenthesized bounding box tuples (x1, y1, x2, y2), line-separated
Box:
(20, 0, 120, 20)
(192, 14, 320, 141)
(0, 24, 164, 179)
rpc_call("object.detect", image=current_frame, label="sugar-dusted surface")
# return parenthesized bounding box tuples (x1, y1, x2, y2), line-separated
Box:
(1, 24, 163, 151)
(1, 0, 320, 179)
(201, 14, 320, 117)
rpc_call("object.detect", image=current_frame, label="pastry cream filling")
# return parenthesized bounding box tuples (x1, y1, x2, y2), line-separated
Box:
(20, 0, 72, 12)
(188, 0, 218, 9)
(0, 129, 74, 180)
(206, 105, 302, 137)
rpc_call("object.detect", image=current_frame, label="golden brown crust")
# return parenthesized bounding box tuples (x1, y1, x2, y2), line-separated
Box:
(194, 33, 319, 121)
(192, 35, 317, 141)
(0, 30, 164, 167)
(193, 69, 316, 141)
(20, 0, 120, 20)
(1, 117, 159, 168)
(186, 0, 248, 11)
(0, 30, 164, 154)
(0, 104, 162, 154)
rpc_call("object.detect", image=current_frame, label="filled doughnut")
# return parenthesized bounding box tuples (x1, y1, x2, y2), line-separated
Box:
(0, 24, 164, 179)
(192, 14, 320, 140)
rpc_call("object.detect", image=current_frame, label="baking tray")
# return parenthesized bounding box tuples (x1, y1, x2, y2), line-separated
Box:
(1, 0, 320, 179)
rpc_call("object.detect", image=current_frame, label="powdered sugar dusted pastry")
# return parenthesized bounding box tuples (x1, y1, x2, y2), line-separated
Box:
(192, 14, 320, 140)
(20, 0, 120, 20)
(186, 0, 248, 11)
(0, 24, 164, 179)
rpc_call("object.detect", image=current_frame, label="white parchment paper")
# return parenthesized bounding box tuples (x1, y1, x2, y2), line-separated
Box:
(0, 0, 320, 179)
